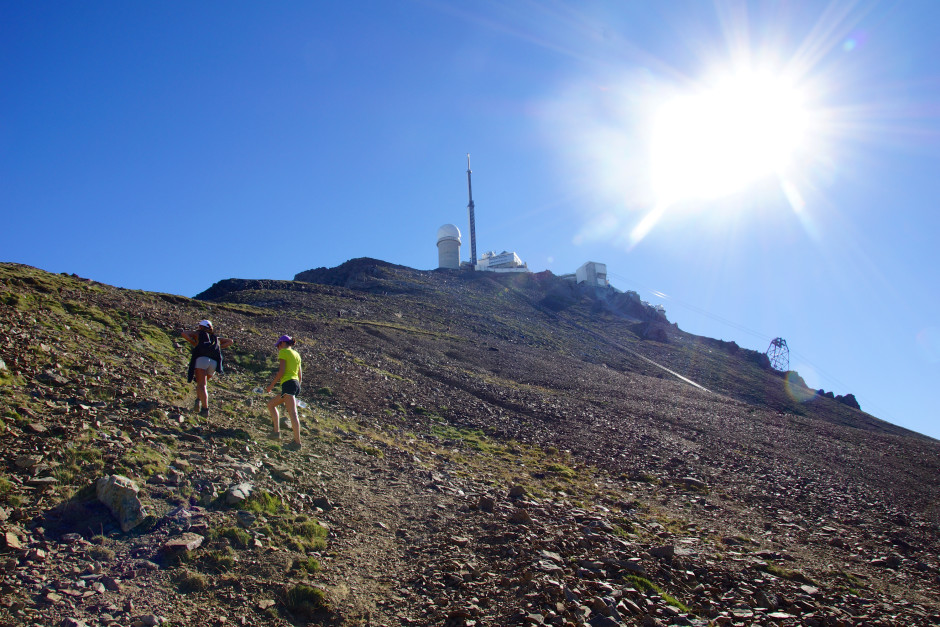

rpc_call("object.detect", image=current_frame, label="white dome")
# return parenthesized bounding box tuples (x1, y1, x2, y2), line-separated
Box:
(437, 224, 461, 244)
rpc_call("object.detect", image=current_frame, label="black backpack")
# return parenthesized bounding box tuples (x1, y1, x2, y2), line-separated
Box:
(187, 330, 224, 381)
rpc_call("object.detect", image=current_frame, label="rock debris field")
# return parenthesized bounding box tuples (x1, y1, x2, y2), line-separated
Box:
(0, 259, 938, 627)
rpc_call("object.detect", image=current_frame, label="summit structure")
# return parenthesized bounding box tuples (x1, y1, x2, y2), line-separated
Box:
(466, 154, 477, 267)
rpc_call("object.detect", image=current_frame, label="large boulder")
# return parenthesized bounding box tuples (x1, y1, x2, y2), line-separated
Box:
(96, 475, 148, 532)
(836, 393, 861, 410)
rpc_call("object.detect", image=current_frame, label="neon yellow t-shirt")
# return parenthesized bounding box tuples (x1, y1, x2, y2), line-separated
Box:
(278, 347, 301, 383)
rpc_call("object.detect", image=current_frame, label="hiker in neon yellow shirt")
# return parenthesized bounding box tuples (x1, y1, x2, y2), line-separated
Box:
(265, 334, 303, 450)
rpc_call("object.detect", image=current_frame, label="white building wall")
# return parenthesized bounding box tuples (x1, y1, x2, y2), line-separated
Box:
(476, 250, 527, 272)
(438, 239, 460, 269)
(576, 261, 608, 287)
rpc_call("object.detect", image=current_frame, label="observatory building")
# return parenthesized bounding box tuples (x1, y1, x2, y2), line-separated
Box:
(436, 224, 461, 269)
(576, 261, 608, 287)
(436, 155, 529, 273)
(475, 250, 528, 273)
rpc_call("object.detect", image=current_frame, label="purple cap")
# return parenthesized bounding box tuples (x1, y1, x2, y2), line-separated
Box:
(276, 335, 293, 346)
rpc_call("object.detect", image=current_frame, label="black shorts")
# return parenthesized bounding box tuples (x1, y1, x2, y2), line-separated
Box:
(280, 379, 301, 396)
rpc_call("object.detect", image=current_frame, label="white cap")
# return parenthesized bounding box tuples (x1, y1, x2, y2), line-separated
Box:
(198, 319, 213, 329)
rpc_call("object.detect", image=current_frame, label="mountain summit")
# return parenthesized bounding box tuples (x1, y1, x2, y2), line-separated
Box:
(1, 260, 938, 626)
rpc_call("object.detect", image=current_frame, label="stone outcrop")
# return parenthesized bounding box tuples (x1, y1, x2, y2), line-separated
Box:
(96, 475, 148, 533)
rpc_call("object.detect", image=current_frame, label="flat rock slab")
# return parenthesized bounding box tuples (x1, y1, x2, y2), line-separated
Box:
(225, 482, 254, 505)
(163, 533, 204, 553)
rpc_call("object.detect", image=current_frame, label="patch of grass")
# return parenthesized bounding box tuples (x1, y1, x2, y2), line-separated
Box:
(761, 562, 817, 585)
(293, 521, 329, 551)
(613, 523, 635, 538)
(217, 526, 251, 549)
(282, 584, 329, 617)
(295, 555, 321, 574)
(0, 369, 24, 388)
(123, 443, 171, 478)
(87, 545, 115, 561)
(203, 547, 236, 572)
(226, 349, 273, 374)
(176, 570, 209, 593)
(316, 387, 333, 397)
(0, 474, 14, 497)
(430, 423, 500, 454)
(354, 443, 384, 458)
(217, 428, 251, 441)
(545, 462, 578, 479)
(631, 472, 659, 484)
(63, 301, 120, 331)
(624, 575, 690, 613)
(837, 570, 866, 588)
(242, 490, 284, 515)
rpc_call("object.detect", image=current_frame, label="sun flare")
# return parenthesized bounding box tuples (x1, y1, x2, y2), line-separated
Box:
(651, 70, 810, 205)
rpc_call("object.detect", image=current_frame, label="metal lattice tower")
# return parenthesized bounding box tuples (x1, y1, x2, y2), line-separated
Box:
(466, 154, 477, 267)
(766, 337, 790, 371)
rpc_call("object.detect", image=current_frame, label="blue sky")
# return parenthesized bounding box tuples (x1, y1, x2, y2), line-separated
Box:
(2, 1, 938, 439)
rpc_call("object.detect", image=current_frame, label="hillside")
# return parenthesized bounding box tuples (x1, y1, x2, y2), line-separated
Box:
(1, 259, 938, 627)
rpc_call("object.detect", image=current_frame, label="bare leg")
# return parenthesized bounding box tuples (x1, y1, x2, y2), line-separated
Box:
(267, 394, 284, 432)
(284, 395, 300, 444)
(195, 368, 209, 410)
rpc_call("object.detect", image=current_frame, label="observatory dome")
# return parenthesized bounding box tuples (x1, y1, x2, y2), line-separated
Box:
(437, 224, 461, 244)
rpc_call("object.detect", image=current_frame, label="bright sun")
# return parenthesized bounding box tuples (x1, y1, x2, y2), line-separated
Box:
(650, 70, 810, 205)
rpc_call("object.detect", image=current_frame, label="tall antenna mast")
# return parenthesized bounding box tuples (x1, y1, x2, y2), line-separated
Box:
(466, 153, 477, 267)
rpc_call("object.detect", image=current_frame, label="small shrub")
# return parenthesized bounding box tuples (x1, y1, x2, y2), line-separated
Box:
(316, 387, 333, 397)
